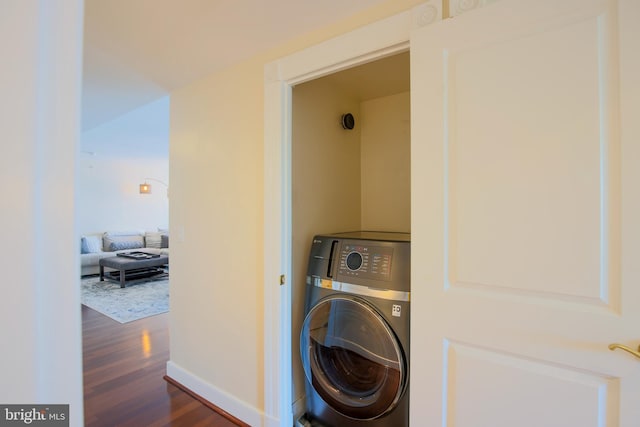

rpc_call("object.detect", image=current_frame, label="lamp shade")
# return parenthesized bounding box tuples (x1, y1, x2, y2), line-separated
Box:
(139, 183, 151, 194)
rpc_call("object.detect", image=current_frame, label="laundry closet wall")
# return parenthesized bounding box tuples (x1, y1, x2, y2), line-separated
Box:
(360, 91, 411, 231)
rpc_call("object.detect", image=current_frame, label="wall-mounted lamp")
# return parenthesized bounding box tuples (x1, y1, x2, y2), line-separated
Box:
(139, 178, 169, 196)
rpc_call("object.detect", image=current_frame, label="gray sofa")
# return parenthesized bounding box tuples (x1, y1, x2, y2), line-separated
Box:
(80, 230, 169, 276)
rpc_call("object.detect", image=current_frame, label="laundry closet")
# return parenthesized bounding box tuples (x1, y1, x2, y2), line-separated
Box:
(290, 51, 410, 409)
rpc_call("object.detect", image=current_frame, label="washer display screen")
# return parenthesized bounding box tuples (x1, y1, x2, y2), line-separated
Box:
(338, 244, 393, 280)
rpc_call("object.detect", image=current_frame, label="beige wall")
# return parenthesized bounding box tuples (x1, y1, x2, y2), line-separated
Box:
(361, 91, 411, 232)
(169, 57, 266, 409)
(168, 0, 422, 423)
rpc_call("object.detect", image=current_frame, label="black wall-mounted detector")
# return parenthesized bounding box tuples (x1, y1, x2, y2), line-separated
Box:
(341, 113, 355, 130)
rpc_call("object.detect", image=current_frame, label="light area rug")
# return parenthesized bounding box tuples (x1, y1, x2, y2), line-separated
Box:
(81, 275, 169, 323)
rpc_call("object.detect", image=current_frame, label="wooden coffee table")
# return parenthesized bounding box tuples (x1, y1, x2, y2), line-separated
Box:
(99, 253, 169, 288)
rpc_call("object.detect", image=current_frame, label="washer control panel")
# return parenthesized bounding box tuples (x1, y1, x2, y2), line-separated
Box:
(338, 243, 393, 281)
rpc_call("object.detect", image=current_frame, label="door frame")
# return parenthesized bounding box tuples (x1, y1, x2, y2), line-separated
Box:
(262, 3, 440, 425)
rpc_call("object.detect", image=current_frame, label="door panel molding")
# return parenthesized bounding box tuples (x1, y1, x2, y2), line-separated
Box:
(443, 339, 619, 426)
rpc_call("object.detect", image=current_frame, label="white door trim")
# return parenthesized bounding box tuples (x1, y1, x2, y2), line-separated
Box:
(262, 3, 440, 426)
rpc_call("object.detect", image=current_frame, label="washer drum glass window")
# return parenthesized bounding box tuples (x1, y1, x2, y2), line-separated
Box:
(300, 295, 407, 420)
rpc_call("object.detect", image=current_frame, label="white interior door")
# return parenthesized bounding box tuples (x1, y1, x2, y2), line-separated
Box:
(410, 0, 640, 425)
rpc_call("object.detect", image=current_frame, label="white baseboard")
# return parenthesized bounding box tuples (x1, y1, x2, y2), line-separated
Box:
(166, 361, 264, 427)
(263, 413, 280, 427)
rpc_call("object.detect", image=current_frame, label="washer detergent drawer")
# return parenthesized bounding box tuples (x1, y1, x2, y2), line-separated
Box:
(300, 295, 407, 420)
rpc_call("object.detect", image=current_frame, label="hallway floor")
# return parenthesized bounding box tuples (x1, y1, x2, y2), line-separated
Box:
(82, 305, 244, 426)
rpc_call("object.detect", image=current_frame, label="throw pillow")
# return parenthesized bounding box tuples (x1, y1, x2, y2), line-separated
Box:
(80, 238, 88, 254)
(145, 232, 162, 249)
(109, 240, 144, 251)
(161, 234, 169, 248)
(103, 234, 145, 252)
(81, 235, 103, 254)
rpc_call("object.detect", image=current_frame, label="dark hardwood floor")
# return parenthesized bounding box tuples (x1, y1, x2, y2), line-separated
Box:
(82, 305, 243, 427)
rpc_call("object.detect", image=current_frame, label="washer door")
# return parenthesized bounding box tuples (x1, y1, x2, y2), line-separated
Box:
(300, 295, 406, 420)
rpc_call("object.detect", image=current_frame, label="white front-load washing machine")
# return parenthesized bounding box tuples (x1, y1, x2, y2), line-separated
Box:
(299, 231, 410, 427)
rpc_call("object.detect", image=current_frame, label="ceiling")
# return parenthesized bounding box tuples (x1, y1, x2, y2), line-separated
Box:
(304, 51, 410, 101)
(81, 0, 396, 130)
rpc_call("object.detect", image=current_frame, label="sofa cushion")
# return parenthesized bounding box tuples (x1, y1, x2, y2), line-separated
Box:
(80, 252, 107, 267)
(145, 231, 163, 249)
(81, 235, 103, 254)
(161, 234, 169, 248)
